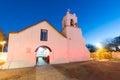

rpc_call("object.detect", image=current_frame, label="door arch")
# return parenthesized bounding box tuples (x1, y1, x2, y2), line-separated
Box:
(35, 46, 52, 66)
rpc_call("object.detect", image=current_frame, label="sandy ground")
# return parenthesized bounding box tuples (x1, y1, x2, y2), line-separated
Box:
(0, 60, 120, 80)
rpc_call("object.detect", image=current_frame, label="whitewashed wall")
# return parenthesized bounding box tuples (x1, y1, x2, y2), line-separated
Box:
(0, 52, 7, 61)
(62, 27, 90, 62)
(7, 21, 68, 69)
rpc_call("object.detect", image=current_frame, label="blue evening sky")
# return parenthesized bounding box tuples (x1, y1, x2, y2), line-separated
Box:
(0, 0, 120, 45)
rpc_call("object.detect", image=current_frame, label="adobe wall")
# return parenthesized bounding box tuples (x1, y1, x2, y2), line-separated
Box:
(6, 21, 68, 69)
(112, 52, 120, 59)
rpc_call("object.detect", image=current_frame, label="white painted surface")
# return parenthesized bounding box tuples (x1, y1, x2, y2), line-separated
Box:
(2, 11, 90, 69)
(6, 21, 68, 69)
(62, 11, 90, 62)
(0, 52, 7, 61)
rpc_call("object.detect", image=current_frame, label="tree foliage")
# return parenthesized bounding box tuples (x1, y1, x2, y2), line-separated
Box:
(86, 44, 97, 53)
(113, 36, 120, 51)
(102, 39, 114, 51)
(103, 36, 120, 52)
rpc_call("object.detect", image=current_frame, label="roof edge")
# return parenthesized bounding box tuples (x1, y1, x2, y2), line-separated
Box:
(8, 20, 46, 34)
(8, 20, 67, 38)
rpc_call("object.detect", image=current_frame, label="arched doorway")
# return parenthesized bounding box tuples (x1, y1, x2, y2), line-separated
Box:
(35, 46, 52, 66)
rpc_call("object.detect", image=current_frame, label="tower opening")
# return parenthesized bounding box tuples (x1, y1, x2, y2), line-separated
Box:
(70, 19, 74, 26)
(62, 10, 78, 29)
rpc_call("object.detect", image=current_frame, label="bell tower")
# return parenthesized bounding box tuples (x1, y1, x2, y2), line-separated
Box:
(62, 10, 78, 28)
(62, 10, 81, 38)
(62, 10, 90, 62)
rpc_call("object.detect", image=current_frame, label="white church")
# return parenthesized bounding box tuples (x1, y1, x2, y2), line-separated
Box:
(1, 11, 90, 69)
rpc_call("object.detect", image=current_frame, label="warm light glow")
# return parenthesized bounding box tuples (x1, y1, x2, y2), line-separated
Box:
(95, 42, 102, 48)
(0, 41, 6, 53)
(0, 60, 5, 65)
(90, 48, 112, 60)
(0, 41, 6, 45)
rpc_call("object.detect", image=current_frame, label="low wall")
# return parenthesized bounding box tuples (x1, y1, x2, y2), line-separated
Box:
(90, 52, 120, 59)
(0, 52, 8, 69)
(112, 52, 120, 59)
(0, 52, 7, 61)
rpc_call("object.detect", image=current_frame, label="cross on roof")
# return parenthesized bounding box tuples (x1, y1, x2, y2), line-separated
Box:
(67, 9, 71, 13)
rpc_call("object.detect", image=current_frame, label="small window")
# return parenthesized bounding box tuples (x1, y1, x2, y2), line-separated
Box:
(41, 29, 48, 41)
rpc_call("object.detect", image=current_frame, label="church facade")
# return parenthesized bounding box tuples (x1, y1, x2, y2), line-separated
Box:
(3, 11, 90, 69)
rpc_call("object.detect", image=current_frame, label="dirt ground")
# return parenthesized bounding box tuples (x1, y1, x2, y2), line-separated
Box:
(0, 60, 120, 80)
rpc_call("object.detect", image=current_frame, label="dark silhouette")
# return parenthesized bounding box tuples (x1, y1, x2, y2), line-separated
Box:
(86, 44, 97, 52)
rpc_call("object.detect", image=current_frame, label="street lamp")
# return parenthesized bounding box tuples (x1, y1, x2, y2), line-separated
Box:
(0, 41, 6, 53)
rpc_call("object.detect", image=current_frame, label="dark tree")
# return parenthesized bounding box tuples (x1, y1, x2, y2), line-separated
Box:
(102, 39, 114, 51)
(113, 36, 120, 51)
(103, 36, 120, 52)
(86, 44, 97, 53)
